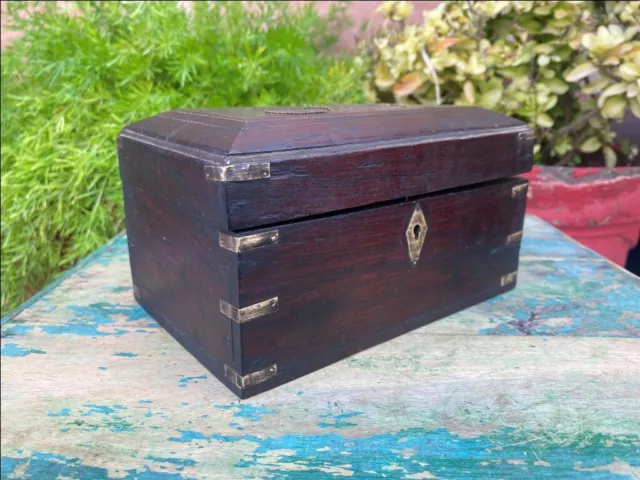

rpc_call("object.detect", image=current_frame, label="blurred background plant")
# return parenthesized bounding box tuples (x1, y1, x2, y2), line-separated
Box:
(1, 1, 365, 315)
(360, 1, 640, 167)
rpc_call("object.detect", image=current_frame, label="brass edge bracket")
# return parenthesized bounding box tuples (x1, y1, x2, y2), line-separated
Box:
(406, 203, 428, 265)
(506, 231, 524, 245)
(225, 364, 277, 389)
(517, 130, 535, 142)
(220, 297, 279, 324)
(219, 230, 279, 253)
(500, 271, 518, 287)
(511, 183, 528, 198)
(205, 163, 270, 182)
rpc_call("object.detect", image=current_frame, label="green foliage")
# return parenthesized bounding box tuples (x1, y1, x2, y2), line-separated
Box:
(360, 1, 640, 166)
(1, 1, 364, 315)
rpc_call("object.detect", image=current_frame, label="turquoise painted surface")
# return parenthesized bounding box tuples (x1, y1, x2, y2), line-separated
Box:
(2, 215, 639, 479)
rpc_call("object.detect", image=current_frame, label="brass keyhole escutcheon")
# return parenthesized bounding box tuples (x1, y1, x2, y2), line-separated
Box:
(406, 204, 428, 265)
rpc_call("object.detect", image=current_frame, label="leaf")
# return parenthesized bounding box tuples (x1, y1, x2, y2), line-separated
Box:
(392, 71, 427, 97)
(374, 62, 396, 90)
(463, 80, 476, 104)
(433, 37, 461, 53)
(630, 98, 640, 119)
(580, 136, 602, 153)
(564, 62, 598, 82)
(582, 77, 611, 94)
(619, 63, 640, 81)
(603, 146, 617, 168)
(601, 95, 627, 120)
(537, 55, 550, 67)
(478, 88, 503, 109)
(598, 82, 629, 108)
(535, 112, 554, 128)
(545, 78, 569, 94)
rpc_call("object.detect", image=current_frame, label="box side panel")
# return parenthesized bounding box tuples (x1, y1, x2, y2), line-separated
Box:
(117, 136, 241, 393)
(234, 178, 527, 397)
(224, 130, 533, 231)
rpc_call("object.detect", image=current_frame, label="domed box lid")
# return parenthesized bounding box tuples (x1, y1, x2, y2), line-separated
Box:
(120, 104, 533, 230)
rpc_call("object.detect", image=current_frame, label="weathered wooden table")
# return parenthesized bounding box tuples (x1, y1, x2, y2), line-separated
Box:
(2, 215, 639, 479)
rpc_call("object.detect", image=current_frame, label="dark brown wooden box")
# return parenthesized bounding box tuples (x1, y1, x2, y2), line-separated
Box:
(117, 104, 534, 398)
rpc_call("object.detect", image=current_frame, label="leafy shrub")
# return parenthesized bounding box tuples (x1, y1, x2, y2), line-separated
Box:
(360, 1, 640, 166)
(1, 1, 364, 315)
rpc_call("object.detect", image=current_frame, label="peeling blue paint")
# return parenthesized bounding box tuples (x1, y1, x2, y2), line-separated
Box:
(34, 302, 154, 338)
(113, 352, 138, 357)
(47, 408, 71, 417)
(215, 404, 277, 422)
(239, 428, 640, 479)
(146, 456, 196, 467)
(178, 375, 207, 387)
(98, 366, 108, 371)
(1, 452, 195, 479)
(40, 324, 127, 337)
(2, 324, 33, 336)
(163, 427, 640, 478)
(1, 343, 45, 357)
(82, 404, 126, 416)
(317, 410, 364, 429)
(111, 286, 132, 293)
(477, 259, 640, 337)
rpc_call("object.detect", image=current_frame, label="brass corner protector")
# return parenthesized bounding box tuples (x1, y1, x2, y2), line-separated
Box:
(406, 203, 428, 264)
(219, 230, 279, 253)
(506, 231, 524, 245)
(225, 364, 277, 389)
(220, 297, 279, 324)
(204, 163, 270, 182)
(511, 183, 528, 198)
(500, 271, 518, 287)
(517, 130, 535, 142)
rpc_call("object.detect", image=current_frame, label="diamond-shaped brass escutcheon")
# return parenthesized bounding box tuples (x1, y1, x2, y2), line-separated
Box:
(406, 204, 428, 265)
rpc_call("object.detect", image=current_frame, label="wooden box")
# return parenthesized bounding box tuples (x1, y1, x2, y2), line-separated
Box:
(117, 105, 534, 398)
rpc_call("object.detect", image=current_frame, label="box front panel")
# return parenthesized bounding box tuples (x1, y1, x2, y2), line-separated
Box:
(232, 178, 527, 396)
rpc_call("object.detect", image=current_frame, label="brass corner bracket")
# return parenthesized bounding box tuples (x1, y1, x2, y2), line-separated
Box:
(500, 271, 518, 287)
(219, 230, 279, 253)
(225, 364, 277, 389)
(205, 163, 270, 182)
(506, 231, 523, 245)
(511, 183, 528, 198)
(220, 297, 279, 324)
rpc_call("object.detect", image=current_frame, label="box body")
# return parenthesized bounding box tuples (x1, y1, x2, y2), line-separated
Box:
(118, 105, 533, 398)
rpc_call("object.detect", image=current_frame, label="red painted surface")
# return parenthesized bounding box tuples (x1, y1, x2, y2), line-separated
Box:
(523, 166, 640, 266)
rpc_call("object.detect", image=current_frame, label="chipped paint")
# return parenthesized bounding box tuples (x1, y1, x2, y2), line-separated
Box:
(1, 342, 45, 357)
(1, 215, 639, 478)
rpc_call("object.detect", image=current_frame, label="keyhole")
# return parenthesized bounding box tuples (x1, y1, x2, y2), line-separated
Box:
(413, 224, 421, 240)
